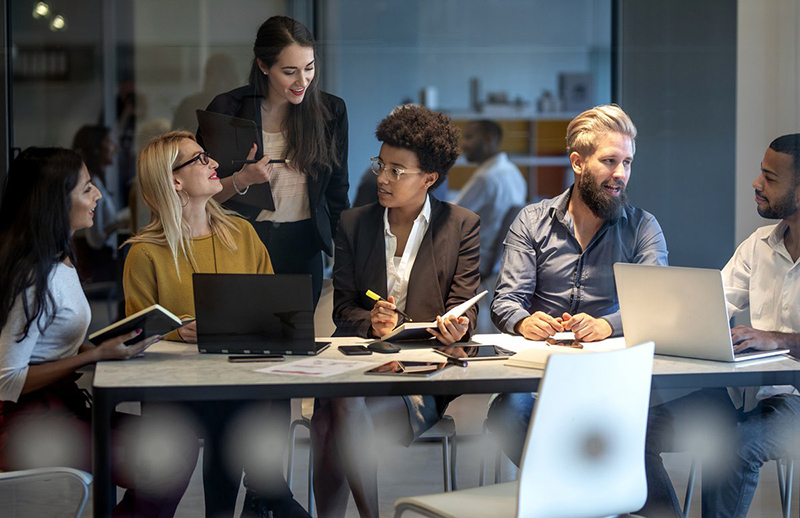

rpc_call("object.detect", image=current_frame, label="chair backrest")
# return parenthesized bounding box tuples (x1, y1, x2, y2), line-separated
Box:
(516, 342, 655, 518)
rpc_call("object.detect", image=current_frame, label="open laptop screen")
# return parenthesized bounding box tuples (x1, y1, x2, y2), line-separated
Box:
(193, 273, 316, 354)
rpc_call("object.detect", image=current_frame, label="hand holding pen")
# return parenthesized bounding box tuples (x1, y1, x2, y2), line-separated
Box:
(365, 290, 413, 321)
(230, 143, 274, 192)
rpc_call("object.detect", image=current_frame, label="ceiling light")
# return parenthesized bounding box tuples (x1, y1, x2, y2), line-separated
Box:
(32, 2, 50, 19)
(49, 14, 66, 31)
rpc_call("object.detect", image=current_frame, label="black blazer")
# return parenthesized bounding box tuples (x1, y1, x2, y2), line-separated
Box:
(198, 85, 350, 256)
(333, 196, 481, 339)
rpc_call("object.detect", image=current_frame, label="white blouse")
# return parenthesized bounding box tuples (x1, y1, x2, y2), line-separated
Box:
(255, 130, 311, 223)
(384, 196, 432, 314)
(0, 263, 90, 402)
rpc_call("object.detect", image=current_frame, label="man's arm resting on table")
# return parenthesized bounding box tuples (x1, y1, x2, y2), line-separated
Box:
(731, 325, 800, 356)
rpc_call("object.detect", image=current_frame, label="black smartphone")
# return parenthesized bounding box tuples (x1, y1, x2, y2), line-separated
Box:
(228, 354, 284, 363)
(338, 345, 372, 356)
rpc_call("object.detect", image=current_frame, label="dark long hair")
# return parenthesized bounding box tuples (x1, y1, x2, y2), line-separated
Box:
(248, 16, 338, 177)
(0, 147, 84, 340)
(72, 124, 110, 181)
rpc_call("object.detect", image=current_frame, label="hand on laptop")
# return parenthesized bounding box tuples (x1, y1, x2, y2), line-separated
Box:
(176, 321, 198, 343)
(561, 313, 612, 342)
(731, 325, 780, 352)
(516, 311, 564, 340)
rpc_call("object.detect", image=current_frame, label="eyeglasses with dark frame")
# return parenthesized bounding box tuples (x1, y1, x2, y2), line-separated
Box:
(369, 156, 425, 182)
(173, 151, 211, 172)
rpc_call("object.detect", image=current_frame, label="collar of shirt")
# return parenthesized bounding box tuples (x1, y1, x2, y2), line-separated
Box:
(764, 220, 795, 263)
(383, 195, 432, 312)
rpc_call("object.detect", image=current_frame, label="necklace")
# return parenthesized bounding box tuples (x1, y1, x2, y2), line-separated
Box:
(189, 232, 219, 274)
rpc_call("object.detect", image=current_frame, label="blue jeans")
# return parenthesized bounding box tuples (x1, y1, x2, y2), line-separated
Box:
(641, 388, 800, 518)
(486, 392, 537, 467)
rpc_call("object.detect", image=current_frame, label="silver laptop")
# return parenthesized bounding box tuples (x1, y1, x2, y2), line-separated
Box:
(614, 263, 789, 362)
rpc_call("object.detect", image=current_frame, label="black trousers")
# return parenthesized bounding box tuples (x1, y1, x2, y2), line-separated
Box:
(252, 219, 324, 308)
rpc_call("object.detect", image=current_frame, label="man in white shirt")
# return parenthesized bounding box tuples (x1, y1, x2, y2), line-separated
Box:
(642, 134, 800, 517)
(453, 120, 527, 276)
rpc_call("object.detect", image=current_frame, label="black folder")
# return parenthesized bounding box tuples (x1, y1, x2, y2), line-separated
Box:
(196, 109, 275, 211)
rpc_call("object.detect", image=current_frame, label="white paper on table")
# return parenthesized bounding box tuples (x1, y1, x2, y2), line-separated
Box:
(255, 358, 372, 377)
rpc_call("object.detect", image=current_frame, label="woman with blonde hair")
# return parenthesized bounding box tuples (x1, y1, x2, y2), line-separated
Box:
(124, 131, 307, 517)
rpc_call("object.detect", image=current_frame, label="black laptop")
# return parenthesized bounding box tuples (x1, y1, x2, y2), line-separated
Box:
(192, 273, 329, 355)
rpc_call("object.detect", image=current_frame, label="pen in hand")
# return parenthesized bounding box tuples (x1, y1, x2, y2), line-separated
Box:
(365, 290, 414, 322)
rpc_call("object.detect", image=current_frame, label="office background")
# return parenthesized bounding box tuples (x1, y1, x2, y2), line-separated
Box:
(0, 0, 798, 270)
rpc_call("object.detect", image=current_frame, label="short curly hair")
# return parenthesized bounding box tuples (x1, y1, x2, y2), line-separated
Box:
(375, 105, 460, 190)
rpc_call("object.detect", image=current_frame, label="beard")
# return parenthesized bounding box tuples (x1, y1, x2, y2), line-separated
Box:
(756, 188, 798, 219)
(577, 167, 627, 220)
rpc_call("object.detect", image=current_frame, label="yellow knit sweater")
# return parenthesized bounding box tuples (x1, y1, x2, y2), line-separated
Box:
(123, 216, 273, 340)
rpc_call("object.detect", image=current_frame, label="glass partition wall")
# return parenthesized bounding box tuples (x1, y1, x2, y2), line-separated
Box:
(3, 0, 613, 325)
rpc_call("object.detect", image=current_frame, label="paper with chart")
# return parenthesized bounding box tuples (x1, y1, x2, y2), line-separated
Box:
(255, 358, 372, 377)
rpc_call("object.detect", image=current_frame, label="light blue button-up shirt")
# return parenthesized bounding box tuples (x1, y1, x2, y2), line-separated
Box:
(491, 187, 669, 336)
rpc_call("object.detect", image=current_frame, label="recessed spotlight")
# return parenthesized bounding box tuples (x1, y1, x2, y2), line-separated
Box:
(32, 1, 50, 19)
(49, 14, 66, 31)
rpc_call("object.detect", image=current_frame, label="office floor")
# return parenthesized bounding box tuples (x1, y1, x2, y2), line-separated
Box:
(0, 394, 795, 517)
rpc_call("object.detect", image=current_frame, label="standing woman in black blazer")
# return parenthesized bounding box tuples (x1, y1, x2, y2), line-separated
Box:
(198, 15, 349, 305)
(312, 106, 480, 518)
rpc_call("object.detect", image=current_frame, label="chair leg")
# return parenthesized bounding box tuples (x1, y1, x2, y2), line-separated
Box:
(494, 447, 502, 484)
(441, 435, 452, 492)
(308, 437, 315, 518)
(287, 419, 301, 489)
(784, 458, 794, 518)
(479, 420, 488, 486)
(449, 431, 458, 491)
(75, 477, 90, 518)
(683, 458, 698, 518)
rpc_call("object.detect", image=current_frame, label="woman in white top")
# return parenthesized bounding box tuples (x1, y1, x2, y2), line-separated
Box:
(0, 147, 198, 516)
(312, 106, 480, 518)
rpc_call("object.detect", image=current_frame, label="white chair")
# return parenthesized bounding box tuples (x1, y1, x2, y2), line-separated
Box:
(0, 467, 93, 517)
(682, 458, 795, 518)
(395, 342, 655, 518)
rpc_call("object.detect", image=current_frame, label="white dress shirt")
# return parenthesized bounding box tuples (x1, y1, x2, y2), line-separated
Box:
(724, 222, 800, 411)
(384, 196, 432, 314)
(452, 152, 526, 267)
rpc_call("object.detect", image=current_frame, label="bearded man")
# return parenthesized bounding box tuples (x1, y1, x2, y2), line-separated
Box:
(487, 104, 669, 466)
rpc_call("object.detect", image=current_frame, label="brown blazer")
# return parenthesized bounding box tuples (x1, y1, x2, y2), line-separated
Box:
(332, 196, 481, 338)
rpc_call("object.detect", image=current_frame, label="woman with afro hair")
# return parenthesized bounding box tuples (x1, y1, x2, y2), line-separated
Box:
(311, 105, 480, 517)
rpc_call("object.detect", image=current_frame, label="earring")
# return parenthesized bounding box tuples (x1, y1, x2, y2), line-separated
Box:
(178, 190, 189, 208)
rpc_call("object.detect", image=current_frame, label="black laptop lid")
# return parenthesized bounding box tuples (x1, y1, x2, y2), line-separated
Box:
(193, 273, 315, 354)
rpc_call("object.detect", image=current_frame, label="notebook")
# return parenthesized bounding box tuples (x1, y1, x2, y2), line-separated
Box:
(192, 273, 329, 355)
(614, 263, 789, 362)
(195, 109, 275, 211)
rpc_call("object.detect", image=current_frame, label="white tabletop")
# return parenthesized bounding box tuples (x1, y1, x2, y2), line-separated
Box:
(92, 334, 800, 396)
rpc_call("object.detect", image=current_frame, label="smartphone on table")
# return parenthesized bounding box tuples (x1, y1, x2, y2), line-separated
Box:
(433, 345, 516, 361)
(338, 345, 372, 356)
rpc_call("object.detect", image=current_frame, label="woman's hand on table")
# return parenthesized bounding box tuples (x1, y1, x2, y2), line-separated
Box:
(370, 296, 399, 337)
(94, 329, 161, 361)
(429, 315, 469, 345)
(176, 321, 198, 343)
